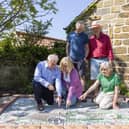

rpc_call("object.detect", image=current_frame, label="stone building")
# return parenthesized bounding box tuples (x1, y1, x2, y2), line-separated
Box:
(65, 0, 129, 87)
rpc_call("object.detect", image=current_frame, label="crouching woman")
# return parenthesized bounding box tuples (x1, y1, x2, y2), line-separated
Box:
(80, 62, 120, 109)
(59, 57, 82, 108)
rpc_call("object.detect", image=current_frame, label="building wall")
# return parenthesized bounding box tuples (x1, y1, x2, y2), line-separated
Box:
(84, 0, 129, 87)
(16, 31, 66, 48)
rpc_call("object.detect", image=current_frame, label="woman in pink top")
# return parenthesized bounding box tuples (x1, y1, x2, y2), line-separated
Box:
(59, 57, 82, 108)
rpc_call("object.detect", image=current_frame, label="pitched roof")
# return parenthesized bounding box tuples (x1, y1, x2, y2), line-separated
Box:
(16, 31, 66, 42)
(64, 0, 100, 33)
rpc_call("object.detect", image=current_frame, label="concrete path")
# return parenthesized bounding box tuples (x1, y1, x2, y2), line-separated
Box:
(0, 95, 129, 129)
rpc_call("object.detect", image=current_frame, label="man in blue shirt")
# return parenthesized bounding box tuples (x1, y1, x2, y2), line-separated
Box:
(66, 20, 89, 92)
(33, 54, 62, 111)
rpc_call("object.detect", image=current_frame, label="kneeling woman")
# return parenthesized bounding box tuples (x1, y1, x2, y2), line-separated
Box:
(60, 57, 82, 108)
(80, 62, 120, 109)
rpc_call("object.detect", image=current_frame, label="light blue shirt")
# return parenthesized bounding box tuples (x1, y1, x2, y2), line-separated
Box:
(33, 60, 62, 96)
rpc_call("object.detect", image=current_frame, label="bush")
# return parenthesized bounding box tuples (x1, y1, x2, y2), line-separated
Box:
(0, 37, 66, 94)
(119, 83, 129, 97)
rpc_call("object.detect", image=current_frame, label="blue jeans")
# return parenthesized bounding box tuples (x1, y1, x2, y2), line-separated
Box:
(90, 58, 108, 80)
(62, 86, 77, 106)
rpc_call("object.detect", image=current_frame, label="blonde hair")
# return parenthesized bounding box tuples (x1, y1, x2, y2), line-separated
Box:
(59, 57, 74, 73)
(100, 62, 113, 73)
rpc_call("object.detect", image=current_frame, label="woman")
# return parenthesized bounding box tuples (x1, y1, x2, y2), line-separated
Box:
(79, 62, 120, 109)
(60, 57, 82, 108)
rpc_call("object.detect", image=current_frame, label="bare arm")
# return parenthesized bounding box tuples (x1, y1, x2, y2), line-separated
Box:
(112, 86, 119, 109)
(85, 44, 89, 59)
(79, 80, 100, 100)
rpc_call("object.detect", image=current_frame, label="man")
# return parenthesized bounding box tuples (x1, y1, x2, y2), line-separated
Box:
(33, 54, 62, 111)
(66, 20, 89, 92)
(88, 21, 114, 96)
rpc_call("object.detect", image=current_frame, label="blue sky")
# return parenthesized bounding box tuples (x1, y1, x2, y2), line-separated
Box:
(46, 0, 93, 40)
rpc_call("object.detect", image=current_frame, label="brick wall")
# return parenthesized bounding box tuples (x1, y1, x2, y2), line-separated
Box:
(16, 31, 66, 48)
(83, 0, 129, 87)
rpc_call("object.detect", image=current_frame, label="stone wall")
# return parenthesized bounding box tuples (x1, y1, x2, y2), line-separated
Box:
(84, 0, 129, 87)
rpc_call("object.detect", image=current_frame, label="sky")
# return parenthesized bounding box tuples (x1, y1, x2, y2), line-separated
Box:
(46, 0, 94, 40)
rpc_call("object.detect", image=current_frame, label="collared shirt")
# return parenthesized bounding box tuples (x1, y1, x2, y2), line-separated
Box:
(33, 60, 62, 96)
(67, 31, 89, 62)
(88, 32, 114, 60)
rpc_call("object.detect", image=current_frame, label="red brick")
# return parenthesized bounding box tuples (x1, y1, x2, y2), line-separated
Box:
(64, 125, 87, 129)
(0, 125, 15, 129)
(88, 125, 111, 129)
(16, 125, 40, 129)
(110, 125, 129, 129)
(41, 125, 64, 129)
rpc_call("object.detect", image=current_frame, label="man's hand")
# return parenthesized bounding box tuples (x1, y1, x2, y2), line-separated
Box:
(84, 58, 88, 63)
(56, 96, 62, 107)
(48, 84, 55, 91)
(109, 60, 113, 66)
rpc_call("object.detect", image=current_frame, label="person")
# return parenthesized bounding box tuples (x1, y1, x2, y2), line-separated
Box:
(59, 57, 83, 108)
(66, 20, 89, 92)
(88, 20, 114, 82)
(32, 54, 62, 111)
(87, 21, 114, 97)
(79, 62, 120, 109)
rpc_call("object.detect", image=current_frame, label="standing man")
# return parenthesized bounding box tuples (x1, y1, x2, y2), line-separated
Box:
(66, 20, 89, 92)
(33, 54, 62, 111)
(88, 21, 114, 96)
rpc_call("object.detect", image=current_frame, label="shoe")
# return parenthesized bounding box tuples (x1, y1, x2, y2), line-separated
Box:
(81, 99, 87, 102)
(37, 104, 44, 111)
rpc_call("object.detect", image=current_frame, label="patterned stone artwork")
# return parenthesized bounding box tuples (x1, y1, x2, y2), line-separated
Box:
(0, 97, 129, 125)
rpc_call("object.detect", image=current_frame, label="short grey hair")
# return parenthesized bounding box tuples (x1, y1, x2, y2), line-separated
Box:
(47, 54, 59, 63)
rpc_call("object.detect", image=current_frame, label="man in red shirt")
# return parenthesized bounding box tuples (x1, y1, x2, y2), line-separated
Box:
(88, 21, 114, 96)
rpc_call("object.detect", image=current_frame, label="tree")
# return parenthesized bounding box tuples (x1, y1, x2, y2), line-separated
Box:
(0, 0, 57, 37)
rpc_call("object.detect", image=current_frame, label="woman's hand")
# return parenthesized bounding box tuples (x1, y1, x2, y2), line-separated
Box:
(113, 86, 119, 110)
(79, 93, 87, 100)
(66, 100, 71, 108)
(56, 96, 62, 107)
(113, 103, 119, 110)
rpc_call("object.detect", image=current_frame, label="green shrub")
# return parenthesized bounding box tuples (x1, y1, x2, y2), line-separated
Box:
(119, 82, 129, 97)
(0, 38, 66, 94)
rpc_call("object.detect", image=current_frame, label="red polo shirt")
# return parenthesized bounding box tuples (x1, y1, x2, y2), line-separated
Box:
(88, 32, 114, 60)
